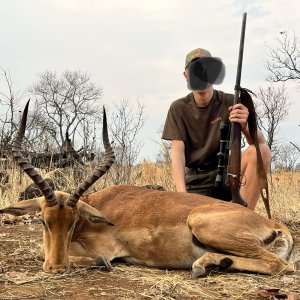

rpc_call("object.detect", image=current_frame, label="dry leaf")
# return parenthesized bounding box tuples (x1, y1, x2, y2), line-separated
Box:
(6, 271, 28, 280)
(257, 288, 299, 299)
(257, 288, 287, 298)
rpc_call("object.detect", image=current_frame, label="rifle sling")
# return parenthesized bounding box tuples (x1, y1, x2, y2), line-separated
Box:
(239, 88, 271, 218)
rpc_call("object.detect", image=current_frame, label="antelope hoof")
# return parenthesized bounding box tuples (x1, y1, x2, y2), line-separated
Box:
(191, 266, 206, 279)
(96, 255, 112, 271)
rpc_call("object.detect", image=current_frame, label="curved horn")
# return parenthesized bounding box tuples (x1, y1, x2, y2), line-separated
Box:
(66, 107, 115, 207)
(12, 100, 58, 207)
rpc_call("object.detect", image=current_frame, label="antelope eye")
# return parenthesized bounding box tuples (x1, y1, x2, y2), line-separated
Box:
(40, 219, 46, 227)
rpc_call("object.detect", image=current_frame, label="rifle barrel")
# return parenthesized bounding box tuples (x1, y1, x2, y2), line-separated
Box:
(234, 12, 247, 102)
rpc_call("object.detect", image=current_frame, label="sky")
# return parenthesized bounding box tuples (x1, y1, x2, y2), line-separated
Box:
(0, 0, 299, 161)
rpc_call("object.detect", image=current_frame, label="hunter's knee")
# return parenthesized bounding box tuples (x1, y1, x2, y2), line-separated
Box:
(259, 144, 271, 169)
(244, 144, 271, 169)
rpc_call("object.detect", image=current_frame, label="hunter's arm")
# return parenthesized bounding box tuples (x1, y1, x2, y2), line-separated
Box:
(229, 103, 266, 145)
(171, 140, 187, 193)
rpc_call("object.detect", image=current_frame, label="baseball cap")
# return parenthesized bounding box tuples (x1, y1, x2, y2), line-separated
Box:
(185, 48, 212, 68)
(185, 48, 225, 91)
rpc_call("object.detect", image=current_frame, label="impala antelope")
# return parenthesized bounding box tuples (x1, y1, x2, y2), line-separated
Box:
(0, 102, 295, 278)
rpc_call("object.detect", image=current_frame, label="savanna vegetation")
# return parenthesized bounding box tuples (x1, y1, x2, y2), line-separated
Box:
(0, 30, 300, 299)
(0, 160, 299, 299)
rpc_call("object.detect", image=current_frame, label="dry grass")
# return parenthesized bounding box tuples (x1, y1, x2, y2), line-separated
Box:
(255, 171, 300, 224)
(0, 163, 300, 299)
(0, 162, 299, 224)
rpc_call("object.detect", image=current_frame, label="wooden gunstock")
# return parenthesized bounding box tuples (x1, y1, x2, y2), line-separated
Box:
(228, 120, 247, 206)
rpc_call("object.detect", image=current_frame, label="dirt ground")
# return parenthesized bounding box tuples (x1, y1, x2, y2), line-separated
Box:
(0, 219, 300, 300)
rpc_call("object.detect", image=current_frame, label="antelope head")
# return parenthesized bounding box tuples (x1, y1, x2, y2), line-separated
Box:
(0, 101, 115, 273)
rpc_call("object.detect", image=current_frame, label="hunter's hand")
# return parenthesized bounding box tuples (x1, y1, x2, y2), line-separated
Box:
(228, 104, 249, 131)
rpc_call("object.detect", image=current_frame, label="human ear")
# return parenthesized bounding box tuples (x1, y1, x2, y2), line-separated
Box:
(183, 69, 188, 79)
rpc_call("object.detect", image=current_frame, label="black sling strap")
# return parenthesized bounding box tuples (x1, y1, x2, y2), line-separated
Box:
(223, 89, 271, 218)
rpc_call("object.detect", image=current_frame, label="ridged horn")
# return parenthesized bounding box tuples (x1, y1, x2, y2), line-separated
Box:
(12, 100, 58, 207)
(66, 106, 115, 207)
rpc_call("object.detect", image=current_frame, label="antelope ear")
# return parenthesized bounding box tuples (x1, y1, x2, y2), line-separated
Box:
(0, 198, 42, 216)
(77, 200, 114, 225)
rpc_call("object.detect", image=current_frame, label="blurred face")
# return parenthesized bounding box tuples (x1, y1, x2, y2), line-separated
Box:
(183, 68, 214, 106)
(183, 69, 212, 93)
(184, 57, 225, 92)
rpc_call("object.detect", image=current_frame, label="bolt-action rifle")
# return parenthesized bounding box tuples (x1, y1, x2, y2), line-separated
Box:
(227, 12, 248, 207)
(215, 13, 271, 217)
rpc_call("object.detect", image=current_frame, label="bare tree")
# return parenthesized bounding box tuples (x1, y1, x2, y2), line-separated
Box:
(255, 85, 291, 161)
(108, 99, 145, 184)
(265, 32, 300, 163)
(0, 68, 59, 161)
(290, 141, 300, 153)
(30, 70, 102, 150)
(273, 143, 300, 171)
(266, 31, 300, 83)
(0, 68, 25, 156)
(156, 139, 171, 165)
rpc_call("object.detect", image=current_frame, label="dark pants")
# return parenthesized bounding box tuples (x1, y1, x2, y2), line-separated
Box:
(185, 169, 232, 201)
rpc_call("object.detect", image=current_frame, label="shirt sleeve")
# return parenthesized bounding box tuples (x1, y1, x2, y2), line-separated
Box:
(161, 102, 184, 141)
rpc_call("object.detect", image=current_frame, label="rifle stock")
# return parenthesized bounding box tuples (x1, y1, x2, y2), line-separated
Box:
(227, 13, 248, 207)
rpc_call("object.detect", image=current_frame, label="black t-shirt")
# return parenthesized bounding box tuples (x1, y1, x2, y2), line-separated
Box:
(162, 90, 233, 168)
